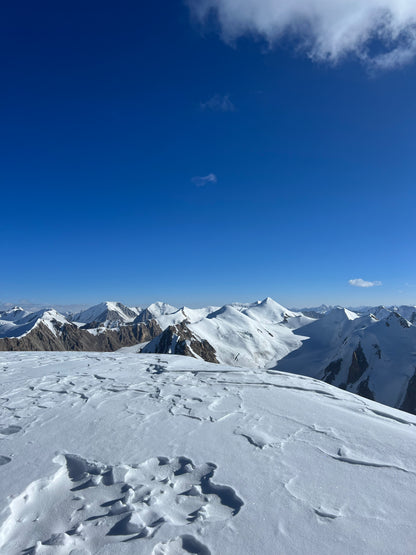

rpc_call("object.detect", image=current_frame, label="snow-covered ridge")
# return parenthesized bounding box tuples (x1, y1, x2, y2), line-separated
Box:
(72, 301, 141, 326)
(0, 308, 70, 338)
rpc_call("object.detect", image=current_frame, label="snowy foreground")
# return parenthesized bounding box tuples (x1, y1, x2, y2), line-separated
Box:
(0, 352, 415, 554)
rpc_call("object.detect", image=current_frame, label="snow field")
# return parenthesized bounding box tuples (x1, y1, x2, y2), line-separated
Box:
(0, 351, 415, 554)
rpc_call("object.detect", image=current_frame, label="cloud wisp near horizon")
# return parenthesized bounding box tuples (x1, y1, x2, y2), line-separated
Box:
(188, 0, 416, 69)
(349, 279, 383, 288)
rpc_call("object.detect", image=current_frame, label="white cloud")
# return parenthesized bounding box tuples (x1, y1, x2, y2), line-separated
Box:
(191, 173, 218, 186)
(187, 0, 416, 68)
(349, 278, 382, 288)
(200, 94, 235, 112)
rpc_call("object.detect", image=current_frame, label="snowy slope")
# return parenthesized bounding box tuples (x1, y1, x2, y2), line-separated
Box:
(134, 303, 184, 329)
(188, 303, 310, 367)
(137, 305, 221, 332)
(143, 298, 314, 369)
(162, 305, 221, 327)
(243, 297, 316, 329)
(0, 351, 415, 554)
(277, 308, 416, 412)
(144, 302, 179, 319)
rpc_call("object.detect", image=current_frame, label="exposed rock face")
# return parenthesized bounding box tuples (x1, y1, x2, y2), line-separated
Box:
(0, 322, 64, 351)
(143, 322, 219, 364)
(323, 359, 342, 384)
(400, 370, 416, 414)
(356, 377, 374, 401)
(134, 308, 154, 323)
(347, 343, 369, 385)
(0, 320, 162, 352)
(385, 312, 411, 329)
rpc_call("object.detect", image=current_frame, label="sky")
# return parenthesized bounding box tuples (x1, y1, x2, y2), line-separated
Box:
(1, 0, 416, 309)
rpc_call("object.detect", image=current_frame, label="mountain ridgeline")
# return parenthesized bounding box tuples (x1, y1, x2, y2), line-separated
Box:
(1, 299, 416, 415)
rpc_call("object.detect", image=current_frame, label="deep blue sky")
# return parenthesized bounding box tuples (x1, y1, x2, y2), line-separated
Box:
(1, 0, 415, 308)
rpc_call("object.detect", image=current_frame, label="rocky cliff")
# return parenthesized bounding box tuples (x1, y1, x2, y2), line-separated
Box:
(0, 320, 161, 352)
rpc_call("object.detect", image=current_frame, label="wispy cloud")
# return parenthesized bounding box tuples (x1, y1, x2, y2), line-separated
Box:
(349, 278, 382, 288)
(200, 94, 235, 112)
(187, 0, 416, 69)
(191, 173, 218, 187)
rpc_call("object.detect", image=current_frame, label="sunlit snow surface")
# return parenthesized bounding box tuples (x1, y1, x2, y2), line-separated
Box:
(0, 352, 415, 554)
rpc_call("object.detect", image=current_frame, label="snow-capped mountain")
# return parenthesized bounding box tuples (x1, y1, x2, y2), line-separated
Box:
(0, 306, 161, 352)
(367, 306, 392, 320)
(277, 308, 416, 414)
(0, 308, 70, 339)
(0, 351, 415, 554)
(72, 301, 141, 326)
(240, 297, 310, 329)
(134, 302, 182, 328)
(350, 304, 416, 323)
(0, 306, 30, 322)
(394, 305, 416, 323)
(143, 298, 313, 368)
(138, 301, 178, 319)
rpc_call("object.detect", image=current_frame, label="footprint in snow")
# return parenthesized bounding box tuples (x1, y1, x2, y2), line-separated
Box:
(0, 425, 22, 435)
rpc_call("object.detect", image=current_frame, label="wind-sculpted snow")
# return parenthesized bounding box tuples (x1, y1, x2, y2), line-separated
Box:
(0, 453, 241, 553)
(0, 352, 415, 554)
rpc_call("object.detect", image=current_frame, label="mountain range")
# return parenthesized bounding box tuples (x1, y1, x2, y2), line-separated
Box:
(1, 298, 416, 415)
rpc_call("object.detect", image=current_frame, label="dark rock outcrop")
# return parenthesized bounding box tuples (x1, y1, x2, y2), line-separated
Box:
(0, 322, 65, 351)
(356, 377, 374, 401)
(134, 308, 154, 323)
(144, 322, 218, 364)
(347, 343, 369, 384)
(0, 320, 162, 352)
(385, 312, 411, 329)
(322, 359, 342, 384)
(400, 369, 416, 414)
